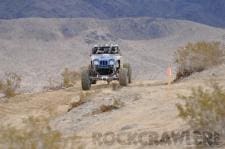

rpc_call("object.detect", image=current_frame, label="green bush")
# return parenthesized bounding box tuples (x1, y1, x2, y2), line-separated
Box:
(0, 72, 22, 98)
(176, 82, 225, 134)
(175, 41, 224, 80)
(61, 68, 80, 88)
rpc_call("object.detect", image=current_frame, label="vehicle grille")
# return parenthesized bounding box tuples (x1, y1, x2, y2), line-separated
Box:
(100, 60, 108, 67)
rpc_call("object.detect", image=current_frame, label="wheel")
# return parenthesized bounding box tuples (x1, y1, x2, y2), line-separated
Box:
(119, 68, 128, 86)
(123, 63, 132, 83)
(81, 69, 91, 90)
(87, 65, 97, 85)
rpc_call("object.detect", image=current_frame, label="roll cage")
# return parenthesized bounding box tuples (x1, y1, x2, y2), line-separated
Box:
(91, 46, 120, 55)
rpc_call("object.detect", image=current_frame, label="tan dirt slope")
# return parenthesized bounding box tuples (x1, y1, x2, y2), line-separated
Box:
(1, 64, 225, 148)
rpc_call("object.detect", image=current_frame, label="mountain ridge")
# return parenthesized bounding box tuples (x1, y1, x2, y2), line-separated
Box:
(0, 0, 225, 28)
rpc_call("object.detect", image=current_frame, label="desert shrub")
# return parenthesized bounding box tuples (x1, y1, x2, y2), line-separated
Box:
(68, 96, 86, 112)
(175, 41, 225, 80)
(0, 116, 83, 148)
(43, 77, 63, 91)
(0, 116, 62, 149)
(79, 91, 90, 101)
(0, 72, 21, 98)
(99, 99, 123, 113)
(99, 104, 118, 113)
(0, 80, 3, 90)
(67, 91, 95, 112)
(176, 82, 225, 135)
(111, 82, 121, 91)
(92, 99, 124, 114)
(61, 68, 80, 88)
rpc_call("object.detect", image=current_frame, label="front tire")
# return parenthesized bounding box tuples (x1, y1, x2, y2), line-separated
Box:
(119, 68, 128, 86)
(81, 69, 91, 90)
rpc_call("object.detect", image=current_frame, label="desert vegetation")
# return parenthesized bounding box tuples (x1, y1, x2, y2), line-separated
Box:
(0, 72, 21, 98)
(175, 41, 225, 80)
(111, 82, 121, 91)
(92, 99, 124, 115)
(0, 116, 61, 149)
(43, 77, 63, 91)
(0, 116, 83, 149)
(176, 82, 225, 136)
(68, 91, 95, 112)
(61, 68, 80, 88)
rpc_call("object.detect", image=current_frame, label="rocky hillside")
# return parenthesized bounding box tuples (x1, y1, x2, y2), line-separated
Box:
(0, 0, 225, 28)
(1, 64, 225, 148)
(0, 17, 225, 92)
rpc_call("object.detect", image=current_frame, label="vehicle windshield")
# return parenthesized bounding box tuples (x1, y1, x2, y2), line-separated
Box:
(92, 46, 119, 54)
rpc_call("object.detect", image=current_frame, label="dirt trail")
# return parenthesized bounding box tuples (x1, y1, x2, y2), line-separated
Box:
(0, 78, 220, 148)
(0, 80, 172, 127)
(52, 79, 217, 149)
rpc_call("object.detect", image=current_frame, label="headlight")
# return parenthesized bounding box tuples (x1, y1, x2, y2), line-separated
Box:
(93, 60, 99, 65)
(109, 59, 115, 65)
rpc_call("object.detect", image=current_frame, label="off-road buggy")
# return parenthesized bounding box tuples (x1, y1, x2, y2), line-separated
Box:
(81, 44, 132, 90)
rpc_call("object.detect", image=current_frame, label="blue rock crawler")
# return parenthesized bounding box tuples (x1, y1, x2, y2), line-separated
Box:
(81, 44, 132, 90)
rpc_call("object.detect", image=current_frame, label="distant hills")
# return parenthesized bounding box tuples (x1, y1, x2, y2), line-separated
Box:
(0, 0, 225, 28)
(0, 17, 225, 91)
(0, 0, 225, 91)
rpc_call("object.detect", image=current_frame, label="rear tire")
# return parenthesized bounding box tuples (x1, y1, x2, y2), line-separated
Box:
(119, 68, 128, 86)
(123, 63, 132, 83)
(81, 69, 91, 90)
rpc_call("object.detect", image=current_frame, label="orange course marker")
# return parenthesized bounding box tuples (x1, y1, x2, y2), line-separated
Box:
(166, 66, 172, 77)
(166, 66, 173, 85)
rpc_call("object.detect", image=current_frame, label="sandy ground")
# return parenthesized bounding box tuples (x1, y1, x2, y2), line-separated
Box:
(0, 17, 225, 149)
(1, 71, 224, 148)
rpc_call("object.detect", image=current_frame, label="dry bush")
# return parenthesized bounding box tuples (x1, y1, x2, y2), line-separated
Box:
(79, 91, 90, 101)
(93, 99, 124, 114)
(68, 98, 86, 112)
(175, 41, 225, 80)
(111, 82, 121, 91)
(99, 105, 118, 113)
(176, 82, 225, 135)
(0, 72, 21, 98)
(69, 99, 85, 111)
(67, 91, 93, 112)
(43, 77, 63, 91)
(0, 116, 83, 148)
(0, 80, 3, 90)
(61, 68, 80, 88)
(0, 116, 62, 149)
